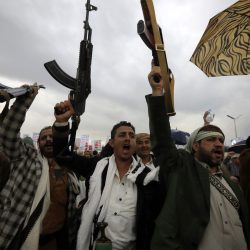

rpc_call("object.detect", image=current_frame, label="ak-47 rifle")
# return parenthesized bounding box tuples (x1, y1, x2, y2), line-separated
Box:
(44, 0, 97, 152)
(138, 0, 175, 115)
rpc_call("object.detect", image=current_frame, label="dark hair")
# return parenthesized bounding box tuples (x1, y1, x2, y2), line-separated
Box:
(38, 126, 52, 142)
(110, 121, 135, 139)
(99, 142, 114, 159)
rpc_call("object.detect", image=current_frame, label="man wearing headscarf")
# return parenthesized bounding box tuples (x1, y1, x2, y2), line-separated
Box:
(146, 66, 250, 250)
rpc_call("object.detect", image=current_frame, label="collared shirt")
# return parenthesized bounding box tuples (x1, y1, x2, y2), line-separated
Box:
(198, 173, 247, 250)
(104, 166, 137, 250)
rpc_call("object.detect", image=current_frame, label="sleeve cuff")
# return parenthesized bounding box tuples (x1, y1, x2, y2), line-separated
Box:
(54, 121, 69, 127)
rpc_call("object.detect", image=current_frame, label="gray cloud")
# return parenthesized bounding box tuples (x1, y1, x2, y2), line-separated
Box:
(0, 0, 249, 146)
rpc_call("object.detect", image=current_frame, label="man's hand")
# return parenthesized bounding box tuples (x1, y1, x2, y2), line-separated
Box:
(21, 83, 39, 98)
(148, 66, 164, 96)
(54, 100, 75, 123)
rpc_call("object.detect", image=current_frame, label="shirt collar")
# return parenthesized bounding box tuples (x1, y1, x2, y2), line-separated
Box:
(196, 159, 223, 178)
(114, 156, 139, 178)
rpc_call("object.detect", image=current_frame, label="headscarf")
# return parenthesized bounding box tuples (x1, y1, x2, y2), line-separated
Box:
(185, 125, 224, 154)
(185, 127, 201, 154)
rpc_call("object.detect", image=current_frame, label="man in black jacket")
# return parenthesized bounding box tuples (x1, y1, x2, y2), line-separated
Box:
(147, 65, 250, 250)
(52, 100, 162, 250)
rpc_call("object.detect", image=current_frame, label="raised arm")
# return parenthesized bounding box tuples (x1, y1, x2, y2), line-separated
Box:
(0, 85, 38, 160)
(146, 66, 178, 172)
(52, 99, 98, 177)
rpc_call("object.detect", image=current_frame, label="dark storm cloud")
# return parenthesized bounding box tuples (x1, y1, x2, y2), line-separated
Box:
(0, 0, 249, 145)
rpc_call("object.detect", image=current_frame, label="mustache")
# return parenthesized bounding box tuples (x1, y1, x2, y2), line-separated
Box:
(211, 148, 223, 154)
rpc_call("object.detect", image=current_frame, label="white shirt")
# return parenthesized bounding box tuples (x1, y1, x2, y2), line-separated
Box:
(198, 176, 247, 250)
(104, 167, 137, 250)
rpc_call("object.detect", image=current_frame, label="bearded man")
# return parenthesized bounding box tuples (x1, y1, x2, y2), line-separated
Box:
(38, 126, 80, 250)
(146, 66, 250, 250)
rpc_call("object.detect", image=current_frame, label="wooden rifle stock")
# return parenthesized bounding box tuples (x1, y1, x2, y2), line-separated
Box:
(138, 0, 175, 116)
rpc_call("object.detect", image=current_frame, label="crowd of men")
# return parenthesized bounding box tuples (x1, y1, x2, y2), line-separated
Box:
(0, 66, 250, 250)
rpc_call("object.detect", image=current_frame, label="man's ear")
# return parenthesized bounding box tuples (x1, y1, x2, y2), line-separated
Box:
(109, 139, 114, 148)
(192, 142, 199, 153)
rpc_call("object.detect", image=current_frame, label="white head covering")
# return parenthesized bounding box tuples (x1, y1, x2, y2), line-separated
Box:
(185, 126, 224, 154)
(185, 127, 201, 154)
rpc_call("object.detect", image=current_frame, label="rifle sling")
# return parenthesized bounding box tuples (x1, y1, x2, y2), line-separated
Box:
(90, 160, 109, 249)
(209, 175, 240, 210)
(7, 194, 45, 249)
(21, 194, 46, 246)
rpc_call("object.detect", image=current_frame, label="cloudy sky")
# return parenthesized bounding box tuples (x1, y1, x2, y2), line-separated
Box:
(0, 0, 249, 146)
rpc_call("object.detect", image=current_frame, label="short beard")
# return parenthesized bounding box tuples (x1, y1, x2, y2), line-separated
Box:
(39, 148, 53, 159)
(197, 149, 222, 168)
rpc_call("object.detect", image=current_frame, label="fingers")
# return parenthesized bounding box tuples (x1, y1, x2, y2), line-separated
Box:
(54, 100, 74, 115)
(148, 66, 162, 83)
(29, 83, 39, 96)
(20, 83, 39, 97)
(55, 100, 71, 111)
(148, 66, 164, 96)
(54, 100, 75, 123)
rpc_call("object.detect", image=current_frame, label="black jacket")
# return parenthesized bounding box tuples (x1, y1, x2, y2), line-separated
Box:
(146, 94, 250, 250)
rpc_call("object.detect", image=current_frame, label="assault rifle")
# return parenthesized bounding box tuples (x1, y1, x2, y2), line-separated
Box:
(45, 0, 97, 116)
(44, 0, 97, 151)
(138, 0, 175, 115)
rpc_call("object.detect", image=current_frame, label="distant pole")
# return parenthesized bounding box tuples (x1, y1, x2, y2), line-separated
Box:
(226, 114, 242, 138)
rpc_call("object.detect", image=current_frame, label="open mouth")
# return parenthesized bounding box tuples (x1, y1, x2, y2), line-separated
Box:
(213, 149, 223, 158)
(123, 144, 131, 151)
(45, 145, 53, 151)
